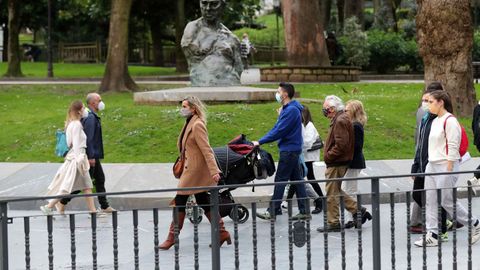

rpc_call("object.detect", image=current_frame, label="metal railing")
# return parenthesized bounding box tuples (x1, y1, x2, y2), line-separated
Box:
(1, 169, 480, 270)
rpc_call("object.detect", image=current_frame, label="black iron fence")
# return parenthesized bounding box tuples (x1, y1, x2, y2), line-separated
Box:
(1, 170, 480, 270)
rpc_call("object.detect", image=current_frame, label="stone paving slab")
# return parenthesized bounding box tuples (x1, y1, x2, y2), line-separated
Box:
(1, 158, 479, 211)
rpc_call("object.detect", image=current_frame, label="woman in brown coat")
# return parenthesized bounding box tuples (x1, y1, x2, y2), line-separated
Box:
(159, 96, 231, 250)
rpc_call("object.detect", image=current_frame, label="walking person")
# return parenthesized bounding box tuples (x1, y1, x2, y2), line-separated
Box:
(342, 100, 367, 228)
(40, 101, 98, 215)
(466, 99, 480, 193)
(317, 95, 371, 232)
(283, 105, 324, 214)
(57, 93, 115, 214)
(159, 96, 231, 250)
(253, 82, 310, 221)
(415, 91, 480, 247)
(240, 33, 256, 70)
(410, 83, 452, 237)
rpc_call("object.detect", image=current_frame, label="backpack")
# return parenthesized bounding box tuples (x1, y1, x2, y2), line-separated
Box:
(55, 129, 70, 157)
(443, 115, 468, 157)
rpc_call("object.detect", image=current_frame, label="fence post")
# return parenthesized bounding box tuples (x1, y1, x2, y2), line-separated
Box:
(210, 189, 221, 270)
(0, 202, 9, 270)
(371, 178, 381, 270)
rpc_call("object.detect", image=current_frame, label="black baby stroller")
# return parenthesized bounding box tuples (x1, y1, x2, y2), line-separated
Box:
(187, 134, 276, 224)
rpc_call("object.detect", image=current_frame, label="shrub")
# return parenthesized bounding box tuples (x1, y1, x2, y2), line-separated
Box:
(473, 31, 480, 61)
(366, 30, 407, 73)
(338, 17, 370, 67)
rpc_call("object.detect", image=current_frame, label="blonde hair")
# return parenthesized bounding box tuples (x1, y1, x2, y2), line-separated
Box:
(346, 100, 367, 126)
(183, 96, 207, 123)
(65, 100, 84, 129)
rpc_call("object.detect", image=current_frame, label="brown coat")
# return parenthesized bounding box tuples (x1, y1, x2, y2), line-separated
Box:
(177, 115, 220, 195)
(323, 111, 354, 167)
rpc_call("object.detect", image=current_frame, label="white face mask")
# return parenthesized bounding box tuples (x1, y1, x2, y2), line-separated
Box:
(275, 93, 283, 103)
(421, 102, 429, 112)
(180, 108, 193, 118)
(82, 109, 89, 118)
(98, 101, 105, 111)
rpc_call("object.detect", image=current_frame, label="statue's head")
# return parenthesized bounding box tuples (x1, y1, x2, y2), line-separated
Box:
(200, 0, 225, 24)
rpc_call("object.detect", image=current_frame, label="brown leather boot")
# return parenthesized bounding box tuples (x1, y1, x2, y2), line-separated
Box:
(159, 212, 186, 250)
(206, 212, 232, 247)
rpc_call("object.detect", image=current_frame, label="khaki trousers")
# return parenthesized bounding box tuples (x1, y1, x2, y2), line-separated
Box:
(325, 166, 358, 225)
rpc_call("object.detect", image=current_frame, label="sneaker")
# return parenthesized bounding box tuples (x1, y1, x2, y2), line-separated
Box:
(291, 213, 311, 221)
(440, 232, 449, 242)
(414, 231, 439, 247)
(256, 211, 275, 221)
(281, 201, 288, 210)
(317, 223, 342, 232)
(55, 203, 65, 215)
(446, 219, 453, 231)
(100, 206, 117, 214)
(410, 225, 423, 234)
(471, 220, 480, 245)
(467, 177, 480, 196)
(89, 211, 108, 218)
(40, 205, 54, 216)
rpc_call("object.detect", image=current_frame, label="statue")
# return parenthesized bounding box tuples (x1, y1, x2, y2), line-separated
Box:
(181, 0, 243, 87)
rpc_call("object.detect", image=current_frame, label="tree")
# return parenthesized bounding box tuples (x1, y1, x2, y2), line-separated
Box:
(337, 0, 345, 31)
(282, 0, 330, 66)
(4, 0, 22, 77)
(99, 0, 138, 92)
(175, 0, 188, 73)
(319, 0, 332, 30)
(345, 0, 364, 27)
(372, 0, 381, 25)
(416, 0, 476, 116)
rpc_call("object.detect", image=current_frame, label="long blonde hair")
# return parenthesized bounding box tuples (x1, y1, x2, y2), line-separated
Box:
(346, 100, 367, 126)
(183, 96, 207, 123)
(65, 100, 84, 129)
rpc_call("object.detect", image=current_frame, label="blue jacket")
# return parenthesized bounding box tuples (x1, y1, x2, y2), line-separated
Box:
(82, 107, 104, 160)
(259, 100, 303, 152)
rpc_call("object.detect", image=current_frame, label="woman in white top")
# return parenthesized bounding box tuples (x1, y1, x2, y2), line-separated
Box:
(414, 90, 480, 247)
(40, 100, 97, 215)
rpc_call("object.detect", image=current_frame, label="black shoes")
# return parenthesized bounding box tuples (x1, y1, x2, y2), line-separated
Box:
(311, 198, 323, 214)
(351, 207, 372, 228)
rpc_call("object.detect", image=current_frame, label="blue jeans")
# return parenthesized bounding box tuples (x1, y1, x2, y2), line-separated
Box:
(269, 151, 307, 214)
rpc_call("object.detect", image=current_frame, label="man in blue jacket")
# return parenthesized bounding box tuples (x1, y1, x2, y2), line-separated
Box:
(253, 82, 309, 220)
(58, 93, 115, 214)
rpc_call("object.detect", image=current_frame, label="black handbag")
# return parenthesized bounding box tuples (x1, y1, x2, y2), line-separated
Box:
(307, 137, 324, 151)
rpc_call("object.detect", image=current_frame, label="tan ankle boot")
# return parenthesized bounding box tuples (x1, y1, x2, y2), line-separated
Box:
(159, 212, 186, 250)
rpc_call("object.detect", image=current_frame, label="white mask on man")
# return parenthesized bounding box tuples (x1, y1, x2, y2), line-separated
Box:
(98, 101, 106, 111)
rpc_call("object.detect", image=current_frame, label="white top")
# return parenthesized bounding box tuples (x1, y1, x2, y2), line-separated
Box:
(66, 120, 87, 156)
(302, 122, 321, 162)
(428, 112, 461, 163)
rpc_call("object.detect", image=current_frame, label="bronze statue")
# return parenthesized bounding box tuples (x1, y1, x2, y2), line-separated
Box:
(181, 0, 243, 86)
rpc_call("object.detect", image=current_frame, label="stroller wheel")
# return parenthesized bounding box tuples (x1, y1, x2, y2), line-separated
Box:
(189, 215, 203, 224)
(229, 205, 249, 224)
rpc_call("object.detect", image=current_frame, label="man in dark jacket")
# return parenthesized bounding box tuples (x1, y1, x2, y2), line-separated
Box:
(253, 82, 309, 221)
(59, 93, 115, 214)
(468, 101, 480, 194)
(317, 95, 371, 232)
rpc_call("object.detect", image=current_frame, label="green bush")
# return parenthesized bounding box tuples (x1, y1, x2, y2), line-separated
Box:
(473, 31, 480, 61)
(338, 17, 370, 67)
(402, 39, 423, 72)
(367, 30, 408, 73)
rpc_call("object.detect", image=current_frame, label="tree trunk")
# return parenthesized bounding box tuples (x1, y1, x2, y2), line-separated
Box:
(345, 0, 364, 27)
(373, 0, 381, 25)
(319, 0, 332, 30)
(4, 0, 22, 77)
(384, 0, 398, 32)
(417, 0, 476, 116)
(150, 22, 164, 67)
(282, 0, 330, 67)
(337, 0, 345, 31)
(175, 0, 188, 73)
(99, 0, 138, 93)
(3, 25, 8, 62)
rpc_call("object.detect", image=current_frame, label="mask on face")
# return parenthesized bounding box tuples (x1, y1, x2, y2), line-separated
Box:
(98, 101, 105, 111)
(275, 93, 283, 103)
(180, 108, 193, 118)
(421, 102, 429, 112)
(322, 108, 330, 117)
(82, 109, 89, 118)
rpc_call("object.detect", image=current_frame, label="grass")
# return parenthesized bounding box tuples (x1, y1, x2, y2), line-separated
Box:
(0, 62, 180, 78)
(233, 14, 285, 47)
(1, 82, 479, 163)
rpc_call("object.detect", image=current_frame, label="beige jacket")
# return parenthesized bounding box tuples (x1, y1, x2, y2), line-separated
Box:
(177, 115, 220, 195)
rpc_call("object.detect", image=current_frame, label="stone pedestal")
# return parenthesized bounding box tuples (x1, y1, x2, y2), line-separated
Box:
(260, 66, 361, 82)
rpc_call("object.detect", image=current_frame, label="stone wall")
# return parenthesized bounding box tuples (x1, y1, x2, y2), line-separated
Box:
(260, 66, 361, 82)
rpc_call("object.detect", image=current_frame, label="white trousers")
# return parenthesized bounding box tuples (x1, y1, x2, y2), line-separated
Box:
(342, 168, 362, 221)
(425, 162, 475, 232)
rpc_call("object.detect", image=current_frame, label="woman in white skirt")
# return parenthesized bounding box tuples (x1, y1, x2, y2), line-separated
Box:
(414, 91, 480, 247)
(40, 100, 97, 215)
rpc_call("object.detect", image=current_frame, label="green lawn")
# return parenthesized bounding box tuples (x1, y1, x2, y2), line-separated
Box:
(0, 62, 180, 78)
(233, 13, 285, 47)
(1, 83, 478, 163)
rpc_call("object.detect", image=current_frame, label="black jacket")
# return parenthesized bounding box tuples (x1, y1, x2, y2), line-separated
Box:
(472, 103, 480, 152)
(411, 113, 436, 174)
(82, 108, 104, 160)
(349, 122, 366, 169)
